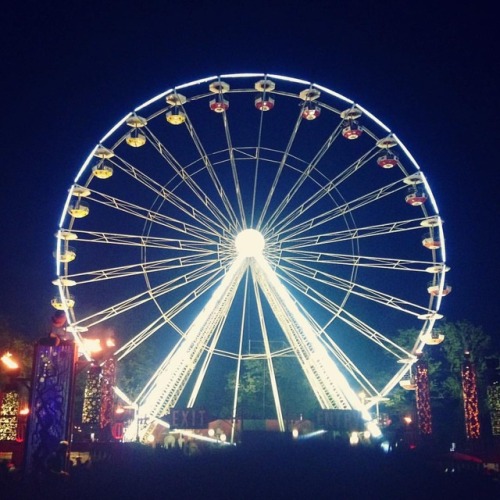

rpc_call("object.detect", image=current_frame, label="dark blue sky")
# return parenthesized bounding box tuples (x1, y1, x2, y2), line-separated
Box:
(1, 1, 498, 342)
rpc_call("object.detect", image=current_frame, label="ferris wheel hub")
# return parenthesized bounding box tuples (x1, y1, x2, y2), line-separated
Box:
(235, 229, 265, 257)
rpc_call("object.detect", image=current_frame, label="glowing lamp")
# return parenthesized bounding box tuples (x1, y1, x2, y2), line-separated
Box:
(1, 352, 19, 370)
(83, 338, 102, 353)
(349, 432, 359, 445)
(106, 338, 116, 348)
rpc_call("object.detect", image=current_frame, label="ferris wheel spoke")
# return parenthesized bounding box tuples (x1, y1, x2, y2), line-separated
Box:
(282, 250, 438, 273)
(143, 126, 240, 232)
(266, 131, 381, 236)
(256, 108, 305, 230)
(187, 310, 230, 408)
(221, 110, 247, 228)
(297, 306, 382, 396)
(108, 153, 231, 234)
(252, 278, 285, 430)
(268, 148, 380, 236)
(279, 259, 432, 317)
(318, 335, 381, 398)
(63, 253, 219, 285)
(115, 314, 170, 360)
(134, 256, 249, 424)
(277, 178, 408, 242)
(182, 113, 242, 230)
(263, 121, 345, 230)
(117, 265, 237, 363)
(71, 261, 226, 328)
(335, 308, 413, 359)
(59, 229, 215, 251)
(284, 217, 431, 249)
(249, 102, 266, 228)
(82, 188, 221, 241)
(251, 254, 370, 413)
(278, 269, 413, 359)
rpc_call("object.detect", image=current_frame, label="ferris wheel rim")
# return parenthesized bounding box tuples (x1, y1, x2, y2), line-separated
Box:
(54, 72, 449, 439)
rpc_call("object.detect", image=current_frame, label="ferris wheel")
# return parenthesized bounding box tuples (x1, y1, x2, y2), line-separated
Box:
(52, 73, 450, 442)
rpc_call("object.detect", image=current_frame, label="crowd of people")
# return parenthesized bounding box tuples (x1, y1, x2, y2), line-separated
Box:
(1, 438, 499, 499)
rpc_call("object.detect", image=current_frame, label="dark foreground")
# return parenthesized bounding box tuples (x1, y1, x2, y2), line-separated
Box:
(2, 440, 499, 499)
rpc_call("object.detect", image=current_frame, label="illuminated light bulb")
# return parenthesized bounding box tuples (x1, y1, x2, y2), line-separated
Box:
(349, 432, 359, 445)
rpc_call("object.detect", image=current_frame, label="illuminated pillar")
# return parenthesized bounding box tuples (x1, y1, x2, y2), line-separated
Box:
(16, 407, 29, 442)
(82, 363, 101, 425)
(100, 357, 116, 440)
(415, 359, 432, 435)
(461, 352, 480, 440)
(24, 341, 77, 475)
(0, 390, 20, 441)
(487, 382, 500, 436)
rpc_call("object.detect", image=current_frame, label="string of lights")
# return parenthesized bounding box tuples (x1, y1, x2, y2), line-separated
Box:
(415, 359, 432, 435)
(461, 354, 480, 439)
(100, 357, 116, 432)
(487, 382, 500, 436)
(0, 391, 20, 441)
(82, 364, 102, 425)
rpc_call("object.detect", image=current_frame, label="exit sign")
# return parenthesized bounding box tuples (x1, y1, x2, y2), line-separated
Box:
(166, 408, 210, 429)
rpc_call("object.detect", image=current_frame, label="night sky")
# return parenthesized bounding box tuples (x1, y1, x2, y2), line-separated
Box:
(1, 1, 498, 345)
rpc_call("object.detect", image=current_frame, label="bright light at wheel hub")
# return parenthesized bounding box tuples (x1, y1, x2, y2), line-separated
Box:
(235, 229, 265, 257)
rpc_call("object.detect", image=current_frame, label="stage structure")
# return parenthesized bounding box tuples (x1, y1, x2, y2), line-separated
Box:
(24, 341, 77, 474)
(81, 354, 117, 440)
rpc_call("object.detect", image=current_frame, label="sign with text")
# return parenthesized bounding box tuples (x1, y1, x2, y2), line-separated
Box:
(164, 408, 211, 429)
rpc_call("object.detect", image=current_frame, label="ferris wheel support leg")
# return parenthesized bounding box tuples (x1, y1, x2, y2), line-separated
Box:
(125, 256, 248, 442)
(252, 255, 380, 435)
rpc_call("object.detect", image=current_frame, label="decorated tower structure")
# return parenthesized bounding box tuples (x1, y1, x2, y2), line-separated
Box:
(415, 357, 432, 436)
(461, 351, 481, 440)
